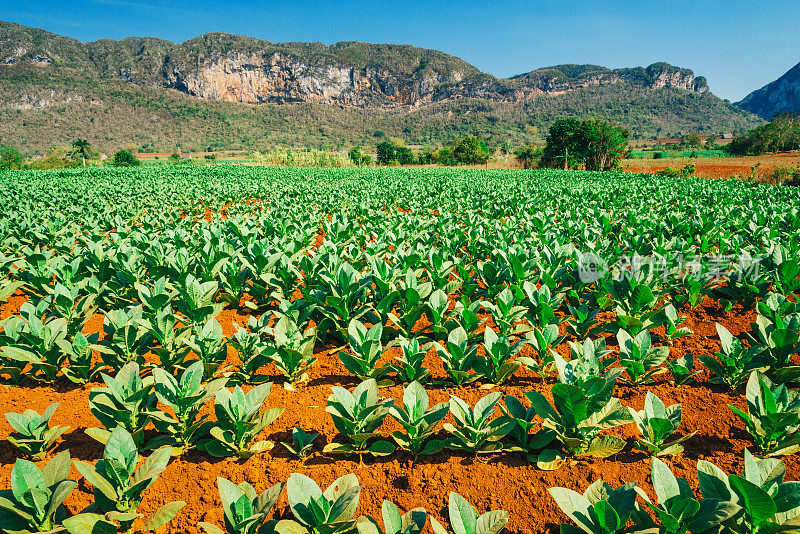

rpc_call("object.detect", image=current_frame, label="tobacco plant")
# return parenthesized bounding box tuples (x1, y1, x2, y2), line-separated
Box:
(629, 392, 695, 456)
(325, 379, 395, 457)
(5, 402, 69, 461)
(389, 381, 449, 456)
(0, 451, 76, 533)
(444, 392, 514, 454)
(429, 492, 508, 534)
(729, 371, 800, 456)
(276, 473, 363, 534)
(198, 477, 284, 534)
(70, 427, 185, 533)
(87, 362, 156, 448)
(199, 382, 284, 459)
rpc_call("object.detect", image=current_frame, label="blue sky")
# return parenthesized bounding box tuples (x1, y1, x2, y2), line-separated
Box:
(2, 0, 799, 101)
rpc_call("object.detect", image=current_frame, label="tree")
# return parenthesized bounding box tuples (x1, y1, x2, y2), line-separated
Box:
(348, 146, 364, 166)
(539, 118, 583, 170)
(112, 150, 141, 167)
(451, 137, 489, 165)
(514, 145, 540, 169)
(395, 146, 415, 165)
(540, 118, 628, 171)
(71, 139, 91, 167)
(683, 131, 703, 147)
(0, 145, 24, 170)
(579, 120, 629, 171)
(376, 142, 396, 165)
(727, 113, 800, 156)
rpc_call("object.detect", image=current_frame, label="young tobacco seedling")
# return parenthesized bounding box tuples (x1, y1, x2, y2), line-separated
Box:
(659, 304, 694, 345)
(198, 477, 284, 534)
(281, 427, 320, 459)
(566, 302, 603, 340)
(500, 394, 556, 461)
(444, 392, 514, 454)
(358, 501, 427, 534)
(390, 336, 430, 384)
(616, 329, 669, 385)
(748, 312, 800, 384)
(184, 318, 228, 381)
(1, 304, 68, 383)
(698, 449, 800, 533)
(517, 324, 562, 378)
(70, 428, 184, 534)
(176, 274, 224, 328)
(148, 361, 227, 454)
(341, 319, 392, 382)
(324, 379, 395, 457)
(87, 362, 156, 448)
(261, 313, 318, 386)
(435, 326, 481, 386)
(667, 352, 701, 386)
(634, 457, 740, 534)
(629, 391, 695, 456)
(430, 492, 508, 534)
(549, 479, 641, 534)
(139, 306, 192, 376)
(477, 326, 524, 386)
(228, 325, 271, 384)
(527, 381, 632, 469)
(0, 451, 76, 533)
(729, 370, 800, 456)
(481, 287, 527, 337)
(276, 473, 363, 534)
(199, 382, 284, 459)
(99, 305, 154, 374)
(5, 402, 69, 461)
(57, 331, 103, 385)
(698, 324, 767, 391)
(389, 381, 449, 456)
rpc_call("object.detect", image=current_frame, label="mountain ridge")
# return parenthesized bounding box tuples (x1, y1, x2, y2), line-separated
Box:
(737, 62, 800, 119)
(0, 20, 764, 153)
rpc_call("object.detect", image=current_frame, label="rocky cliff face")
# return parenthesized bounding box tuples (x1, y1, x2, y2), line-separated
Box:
(160, 51, 465, 108)
(0, 20, 713, 111)
(157, 53, 708, 108)
(737, 62, 800, 119)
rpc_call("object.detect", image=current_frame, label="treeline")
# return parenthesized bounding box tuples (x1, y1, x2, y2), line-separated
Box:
(726, 113, 800, 156)
(348, 137, 493, 167)
(0, 140, 142, 170)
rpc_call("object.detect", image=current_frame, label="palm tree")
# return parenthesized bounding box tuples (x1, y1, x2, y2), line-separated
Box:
(71, 139, 91, 167)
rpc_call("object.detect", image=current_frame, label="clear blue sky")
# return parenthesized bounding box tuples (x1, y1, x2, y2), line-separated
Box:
(3, 0, 799, 101)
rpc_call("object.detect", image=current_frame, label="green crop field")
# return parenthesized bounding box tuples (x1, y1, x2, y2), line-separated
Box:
(1, 165, 800, 533)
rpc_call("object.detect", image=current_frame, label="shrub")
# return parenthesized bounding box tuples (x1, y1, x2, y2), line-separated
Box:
(0, 145, 24, 170)
(112, 150, 141, 167)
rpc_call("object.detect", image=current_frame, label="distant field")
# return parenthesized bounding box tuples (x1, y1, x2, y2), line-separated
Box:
(627, 149, 728, 159)
(621, 152, 800, 179)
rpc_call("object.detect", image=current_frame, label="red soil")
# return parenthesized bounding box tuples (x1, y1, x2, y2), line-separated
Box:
(0, 292, 795, 534)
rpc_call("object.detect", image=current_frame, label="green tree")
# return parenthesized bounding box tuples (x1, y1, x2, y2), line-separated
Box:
(376, 141, 396, 165)
(71, 139, 91, 167)
(451, 137, 489, 165)
(514, 145, 540, 169)
(0, 145, 24, 170)
(540, 118, 628, 171)
(579, 119, 629, 171)
(348, 146, 364, 166)
(112, 150, 141, 167)
(539, 118, 584, 170)
(396, 146, 415, 165)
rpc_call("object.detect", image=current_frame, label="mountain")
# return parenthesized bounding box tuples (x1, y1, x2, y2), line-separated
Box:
(0, 20, 764, 154)
(737, 62, 800, 119)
